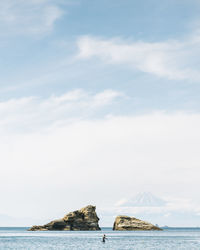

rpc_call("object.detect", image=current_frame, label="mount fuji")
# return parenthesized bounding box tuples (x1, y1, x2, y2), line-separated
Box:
(118, 192, 166, 207)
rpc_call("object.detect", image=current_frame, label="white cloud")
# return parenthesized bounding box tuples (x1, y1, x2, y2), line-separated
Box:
(0, 89, 123, 133)
(114, 196, 200, 215)
(0, 0, 64, 35)
(1, 91, 200, 226)
(77, 34, 200, 81)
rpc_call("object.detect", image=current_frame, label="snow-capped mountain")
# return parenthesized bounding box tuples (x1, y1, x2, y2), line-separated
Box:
(118, 192, 166, 207)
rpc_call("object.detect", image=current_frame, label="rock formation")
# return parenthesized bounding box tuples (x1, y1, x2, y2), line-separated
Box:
(29, 205, 101, 231)
(113, 215, 162, 231)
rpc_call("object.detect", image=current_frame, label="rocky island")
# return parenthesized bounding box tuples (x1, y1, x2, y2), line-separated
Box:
(29, 205, 101, 231)
(113, 215, 162, 231)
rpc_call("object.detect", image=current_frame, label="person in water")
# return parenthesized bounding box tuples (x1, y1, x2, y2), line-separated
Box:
(102, 234, 107, 243)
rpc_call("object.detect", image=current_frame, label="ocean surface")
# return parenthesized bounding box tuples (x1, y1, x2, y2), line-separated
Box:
(0, 227, 200, 249)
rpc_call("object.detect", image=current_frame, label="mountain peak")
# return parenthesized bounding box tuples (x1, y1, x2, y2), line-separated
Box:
(117, 192, 166, 207)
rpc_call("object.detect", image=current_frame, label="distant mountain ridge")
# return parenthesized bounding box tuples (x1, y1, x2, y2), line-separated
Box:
(118, 192, 166, 207)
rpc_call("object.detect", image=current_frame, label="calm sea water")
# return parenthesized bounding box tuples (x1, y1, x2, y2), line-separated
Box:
(0, 227, 200, 249)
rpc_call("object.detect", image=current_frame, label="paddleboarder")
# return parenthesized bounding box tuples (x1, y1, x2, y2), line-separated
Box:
(102, 234, 107, 243)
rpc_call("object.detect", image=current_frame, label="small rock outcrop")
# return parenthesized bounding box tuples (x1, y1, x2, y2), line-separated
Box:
(113, 215, 162, 231)
(29, 205, 101, 231)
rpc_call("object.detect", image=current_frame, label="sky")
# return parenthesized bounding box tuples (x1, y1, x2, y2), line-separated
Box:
(1, 0, 200, 227)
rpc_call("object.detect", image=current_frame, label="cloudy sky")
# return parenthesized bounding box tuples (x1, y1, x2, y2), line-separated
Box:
(1, 0, 200, 227)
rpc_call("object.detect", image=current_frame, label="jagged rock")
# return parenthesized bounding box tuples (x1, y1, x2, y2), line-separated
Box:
(113, 215, 162, 231)
(29, 205, 101, 231)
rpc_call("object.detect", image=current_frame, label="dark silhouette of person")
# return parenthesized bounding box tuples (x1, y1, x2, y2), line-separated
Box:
(102, 234, 107, 243)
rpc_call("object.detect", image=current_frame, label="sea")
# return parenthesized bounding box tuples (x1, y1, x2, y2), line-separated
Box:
(0, 227, 200, 249)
